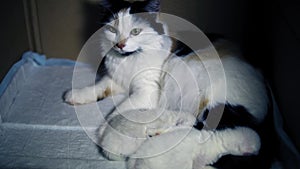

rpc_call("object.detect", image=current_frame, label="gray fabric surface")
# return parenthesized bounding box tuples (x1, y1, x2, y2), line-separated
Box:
(0, 61, 125, 169)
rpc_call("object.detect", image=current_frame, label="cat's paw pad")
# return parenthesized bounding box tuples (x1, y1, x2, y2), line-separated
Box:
(64, 88, 97, 105)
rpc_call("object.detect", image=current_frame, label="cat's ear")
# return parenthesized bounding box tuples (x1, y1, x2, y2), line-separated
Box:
(141, 0, 160, 12)
(101, 0, 129, 13)
(129, 0, 160, 14)
(101, 0, 160, 13)
(100, 0, 115, 9)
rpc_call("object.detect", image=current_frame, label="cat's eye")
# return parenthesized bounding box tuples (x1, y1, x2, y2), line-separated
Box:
(107, 26, 117, 33)
(130, 28, 142, 36)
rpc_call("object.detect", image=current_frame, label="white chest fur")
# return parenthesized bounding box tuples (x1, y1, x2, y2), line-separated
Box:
(105, 45, 170, 93)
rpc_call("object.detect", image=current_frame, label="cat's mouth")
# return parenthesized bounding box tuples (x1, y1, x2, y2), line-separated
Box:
(113, 47, 141, 56)
(119, 51, 138, 56)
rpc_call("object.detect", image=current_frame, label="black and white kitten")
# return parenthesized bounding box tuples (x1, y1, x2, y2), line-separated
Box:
(64, 0, 276, 168)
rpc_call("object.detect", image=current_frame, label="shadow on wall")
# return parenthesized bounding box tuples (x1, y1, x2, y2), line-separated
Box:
(82, 1, 107, 41)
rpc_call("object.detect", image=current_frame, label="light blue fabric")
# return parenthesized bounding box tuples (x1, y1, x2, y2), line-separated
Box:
(0, 51, 76, 97)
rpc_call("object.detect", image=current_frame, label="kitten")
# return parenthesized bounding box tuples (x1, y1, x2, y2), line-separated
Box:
(64, 2, 171, 120)
(64, 0, 276, 168)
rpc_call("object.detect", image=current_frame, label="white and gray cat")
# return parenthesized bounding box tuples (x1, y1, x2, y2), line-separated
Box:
(64, 0, 275, 168)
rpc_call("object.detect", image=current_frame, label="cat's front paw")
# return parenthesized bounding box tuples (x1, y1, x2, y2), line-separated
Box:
(64, 88, 98, 105)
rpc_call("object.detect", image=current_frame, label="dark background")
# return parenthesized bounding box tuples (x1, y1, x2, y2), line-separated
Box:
(0, 0, 299, 166)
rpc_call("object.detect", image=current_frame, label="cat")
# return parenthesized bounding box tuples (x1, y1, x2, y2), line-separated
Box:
(64, 0, 276, 168)
(64, 1, 172, 120)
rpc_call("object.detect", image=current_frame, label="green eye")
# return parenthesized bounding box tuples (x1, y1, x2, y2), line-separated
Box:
(107, 26, 117, 33)
(130, 28, 142, 36)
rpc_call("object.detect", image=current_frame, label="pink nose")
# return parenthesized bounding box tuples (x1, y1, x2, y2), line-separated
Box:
(116, 43, 125, 49)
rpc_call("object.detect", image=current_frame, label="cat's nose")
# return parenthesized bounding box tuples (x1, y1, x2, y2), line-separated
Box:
(116, 42, 126, 49)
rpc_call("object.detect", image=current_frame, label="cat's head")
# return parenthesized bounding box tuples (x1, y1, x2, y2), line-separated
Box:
(100, 0, 170, 56)
(101, 0, 160, 14)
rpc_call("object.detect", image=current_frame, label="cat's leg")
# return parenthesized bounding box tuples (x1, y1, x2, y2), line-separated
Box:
(145, 110, 196, 137)
(98, 108, 195, 161)
(201, 127, 261, 165)
(97, 90, 162, 160)
(106, 88, 160, 119)
(64, 76, 123, 105)
(127, 127, 260, 169)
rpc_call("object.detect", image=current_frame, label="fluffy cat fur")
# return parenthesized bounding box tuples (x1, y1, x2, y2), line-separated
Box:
(98, 108, 261, 169)
(98, 108, 196, 160)
(64, 1, 267, 124)
(64, 0, 275, 168)
(127, 127, 260, 169)
(64, 7, 172, 119)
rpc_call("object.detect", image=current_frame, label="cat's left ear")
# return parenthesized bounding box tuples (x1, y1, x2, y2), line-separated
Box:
(131, 0, 160, 13)
(142, 0, 160, 12)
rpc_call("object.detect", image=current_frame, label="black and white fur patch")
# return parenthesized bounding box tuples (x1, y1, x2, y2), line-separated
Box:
(194, 88, 278, 169)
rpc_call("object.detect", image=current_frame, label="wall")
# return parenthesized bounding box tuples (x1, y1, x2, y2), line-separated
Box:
(0, 0, 30, 83)
(270, 0, 300, 151)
